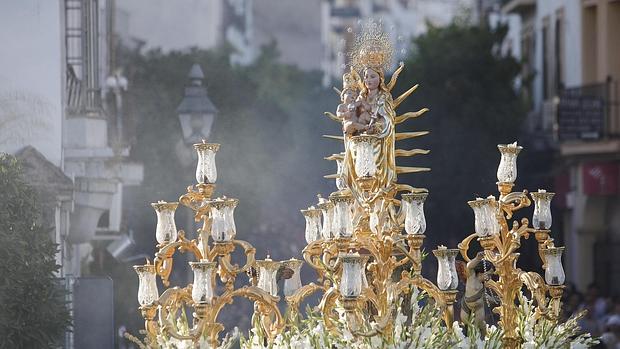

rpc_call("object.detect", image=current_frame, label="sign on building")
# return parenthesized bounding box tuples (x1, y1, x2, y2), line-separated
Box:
(557, 87, 606, 141)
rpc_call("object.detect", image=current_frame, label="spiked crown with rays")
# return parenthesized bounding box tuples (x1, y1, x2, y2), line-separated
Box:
(349, 21, 394, 73)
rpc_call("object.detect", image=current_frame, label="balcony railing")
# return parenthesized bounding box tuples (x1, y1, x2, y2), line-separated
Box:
(556, 79, 618, 141)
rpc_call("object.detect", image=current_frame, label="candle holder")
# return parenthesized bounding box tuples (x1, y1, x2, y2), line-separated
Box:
(194, 141, 219, 184)
(402, 192, 427, 235)
(457, 142, 567, 349)
(301, 207, 322, 244)
(133, 141, 285, 348)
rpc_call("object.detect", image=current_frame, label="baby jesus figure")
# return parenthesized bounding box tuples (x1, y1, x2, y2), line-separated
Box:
(337, 69, 375, 135)
(355, 95, 377, 131)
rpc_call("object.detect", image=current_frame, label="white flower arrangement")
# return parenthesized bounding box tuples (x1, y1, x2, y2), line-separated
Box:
(239, 289, 599, 349)
(126, 289, 598, 348)
(516, 293, 598, 349)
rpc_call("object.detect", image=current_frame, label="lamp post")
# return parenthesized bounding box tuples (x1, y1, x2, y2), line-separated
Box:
(176, 64, 217, 146)
(174, 63, 218, 170)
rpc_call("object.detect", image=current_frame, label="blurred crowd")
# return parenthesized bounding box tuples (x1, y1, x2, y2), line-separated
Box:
(561, 283, 620, 348)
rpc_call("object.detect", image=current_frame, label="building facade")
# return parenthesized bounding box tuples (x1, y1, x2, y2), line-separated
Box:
(116, 0, 475, 83)
(0, 1, 143, 346)
(502, 0, 620, 294)
(116, 0, 324, 70)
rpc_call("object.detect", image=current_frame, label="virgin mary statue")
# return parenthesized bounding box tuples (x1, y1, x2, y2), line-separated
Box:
(343, 25, 398, 202)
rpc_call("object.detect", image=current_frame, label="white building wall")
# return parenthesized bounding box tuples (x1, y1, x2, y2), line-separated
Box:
(0, 0, 64, 166)
(116, 0, 224, 51)
(532, 0, 582, 110)
(253, 0, 322, 70)
(490, 12, 521, 59)
(559, 0, 581, 88)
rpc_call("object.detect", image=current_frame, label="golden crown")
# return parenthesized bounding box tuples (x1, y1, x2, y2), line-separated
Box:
(349, 21, 393, 72)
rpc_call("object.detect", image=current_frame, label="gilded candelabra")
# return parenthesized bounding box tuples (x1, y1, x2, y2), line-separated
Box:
(133, 23, 568, 348)
(134, 140, 567, 349)
(457, 143, 565, 349)
(133, 141, 285, 348)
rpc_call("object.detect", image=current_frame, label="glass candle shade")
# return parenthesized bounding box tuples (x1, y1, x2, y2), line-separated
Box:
(543, 247, 565, 285)
(330, 193, 354, 238)
(339, 252, 365, 299)
(301, 207, 322, 244)
(209, 197, 238, 242)
(531, 189, 554, 230)
(151, 201, 179, 245)
(468, 197, 499, 237)
(483, 196, 500, 236)
(336, 155, 347, 191)
(317, 196, 334, 240)
(433, 247, 460, 290)
(283, 259, 303, 297)
(351, 135, 379, 177)
(189, 261, 217, 304)
(194, 141, 219, 184)
(469, 198, 485, 236)
(256, 258, 281, 297)
(401, 192, 427, 235)
(134, 264, 159, 306)
(496, 142, 522, 183)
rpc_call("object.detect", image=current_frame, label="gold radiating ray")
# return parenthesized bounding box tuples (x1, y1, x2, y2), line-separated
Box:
(395, 131, 429, 141)
(395, 108, 429, 124)
(396, 166, 431, 174)
(322, 135, 344, 141)
(323, 112, 341, 122)
(395, 184, 428, 194)
(393, 84, 419, 108)
(395, 149, 430, 157)
(387, 63, 404, 91)
(324, 154, 344, 161)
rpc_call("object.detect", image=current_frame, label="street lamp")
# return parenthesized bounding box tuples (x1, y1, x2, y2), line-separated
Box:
(176, 64, 218, 145)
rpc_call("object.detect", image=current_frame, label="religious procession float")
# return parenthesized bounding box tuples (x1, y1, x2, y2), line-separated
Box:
(127, 22, 598, 349)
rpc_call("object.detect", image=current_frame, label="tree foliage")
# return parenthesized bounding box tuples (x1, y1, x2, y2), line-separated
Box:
(0, 154, 70, 348)
(394, 21, 526, 248)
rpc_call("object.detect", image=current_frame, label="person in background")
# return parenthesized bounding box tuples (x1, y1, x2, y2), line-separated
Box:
(600, 314, 620, 349)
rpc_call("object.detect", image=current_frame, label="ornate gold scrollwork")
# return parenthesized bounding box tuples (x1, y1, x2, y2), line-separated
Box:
(154, 231, 203, 287)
